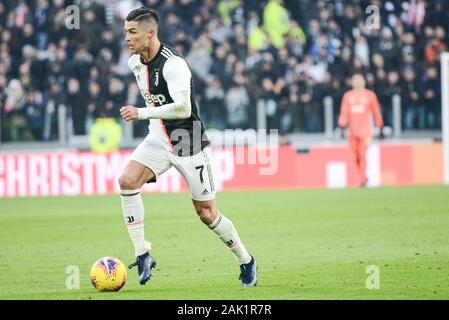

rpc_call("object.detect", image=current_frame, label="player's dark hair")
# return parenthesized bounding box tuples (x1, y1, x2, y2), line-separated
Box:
(126, 7, 159, 27)
(352, 72, 365, 78)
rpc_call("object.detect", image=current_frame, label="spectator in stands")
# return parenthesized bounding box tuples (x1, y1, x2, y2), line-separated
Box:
(424, 27, 447, 65)
(420, 66, 441, 129)
(275, 78, 292, 139)
(401, 68, 423, 130)
(380, 71, 401, 127)
(287, 84, 301, 132)
(105, 77, 126, 119)
(374, 27, 399, 71)
(86, 81, 105, 132)
(203, 76, 226, 130)
(34, 0, 51, 51)
(66, 78, 86, 135)
(225, 77, 250, 129)
(257, 77, 278, 132)
(45, 82, 64, 141)
(263, 0, 290, 48)
(0, 0, 446, 144)
(0, 75, 7, 112)
(300, 76, 322, 133)
(406, 0, 426, 34)
(186, 35, 213, 82)
(3, 79, 26, 141)
(25, 89, 46, 141)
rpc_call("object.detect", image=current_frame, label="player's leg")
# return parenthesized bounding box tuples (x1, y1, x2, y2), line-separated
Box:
(119, 139, 171, 284)
(358, 137, 370, 186)
(348, 136, 363, 184)
(118, 160, 157, 285)
(348, 135, 358, 165)
(171, 148, 257, 286)
(119, 160, 154, 257)
(192, 198, 257, 286)
(192, 198, 252, 264)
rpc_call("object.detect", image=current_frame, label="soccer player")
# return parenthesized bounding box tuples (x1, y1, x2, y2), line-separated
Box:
(119, 7, 257, 287)
(338, 73, 384, 187)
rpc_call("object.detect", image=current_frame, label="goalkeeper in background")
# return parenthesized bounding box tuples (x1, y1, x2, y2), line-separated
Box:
(338, 73, 384, 187)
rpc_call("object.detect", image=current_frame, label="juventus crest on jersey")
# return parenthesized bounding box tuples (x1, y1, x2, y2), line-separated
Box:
(128, 44, 210, 157)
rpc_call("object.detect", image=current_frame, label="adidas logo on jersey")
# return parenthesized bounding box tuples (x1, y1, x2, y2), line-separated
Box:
(201, 189, 209, 195)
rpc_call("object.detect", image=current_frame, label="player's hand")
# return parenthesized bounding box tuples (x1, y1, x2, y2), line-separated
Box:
(379, 127, 385, 140)
(120, 105, 139, 121)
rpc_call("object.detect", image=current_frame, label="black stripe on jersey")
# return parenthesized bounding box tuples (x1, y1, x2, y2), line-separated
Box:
(146, 64, 154, 107)
(161, 52, 173, 59)
(161, 52, 172, 59)
(203, 151, 215, 193)
(162, 47, 175, 57)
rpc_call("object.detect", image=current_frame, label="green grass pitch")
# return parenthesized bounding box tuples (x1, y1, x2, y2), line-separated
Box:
(0, 186, 448, 300)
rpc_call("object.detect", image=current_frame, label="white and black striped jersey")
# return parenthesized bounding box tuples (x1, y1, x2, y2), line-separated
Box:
(128, 44, 210, 156)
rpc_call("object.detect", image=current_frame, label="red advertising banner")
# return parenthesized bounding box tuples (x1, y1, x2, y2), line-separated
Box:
(0, 143, 443, 198)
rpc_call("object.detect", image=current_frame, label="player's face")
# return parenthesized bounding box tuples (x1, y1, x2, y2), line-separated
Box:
(124, 21, 154, 54)
(351, 75, 366, 90)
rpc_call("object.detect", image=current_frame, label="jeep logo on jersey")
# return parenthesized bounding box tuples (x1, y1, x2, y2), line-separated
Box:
(143, 92, 167, 105)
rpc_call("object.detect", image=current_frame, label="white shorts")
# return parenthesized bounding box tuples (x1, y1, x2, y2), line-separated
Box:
(129, 136, 216, 201)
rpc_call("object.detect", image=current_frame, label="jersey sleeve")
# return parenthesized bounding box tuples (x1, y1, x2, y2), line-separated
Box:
(127, 54, 137, 71)
(163, 56, 192, 95)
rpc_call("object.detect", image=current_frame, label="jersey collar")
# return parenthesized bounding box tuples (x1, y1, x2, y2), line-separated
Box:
(139, 43, 163, 65)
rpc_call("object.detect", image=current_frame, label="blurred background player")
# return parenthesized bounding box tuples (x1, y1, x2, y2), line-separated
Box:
(338, 73, 384, 187)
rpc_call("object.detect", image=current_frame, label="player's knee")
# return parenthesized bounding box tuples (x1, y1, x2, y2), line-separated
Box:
(195, 203, 217, 224)
(118, 174, 139, 190)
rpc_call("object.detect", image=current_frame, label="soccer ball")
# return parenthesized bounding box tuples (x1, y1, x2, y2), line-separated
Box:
(89, 256, 127, 292)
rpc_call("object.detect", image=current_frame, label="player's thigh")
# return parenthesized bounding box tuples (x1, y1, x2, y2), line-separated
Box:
(348, 136, 359, 154)
(122, 139, 172, 188)
(119, 160, 155, 189)
(358, 137, 370, 158)
(171, 148, 216, 201)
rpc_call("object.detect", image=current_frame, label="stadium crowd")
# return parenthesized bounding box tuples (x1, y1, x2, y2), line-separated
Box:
(0, 0, 447, 142)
